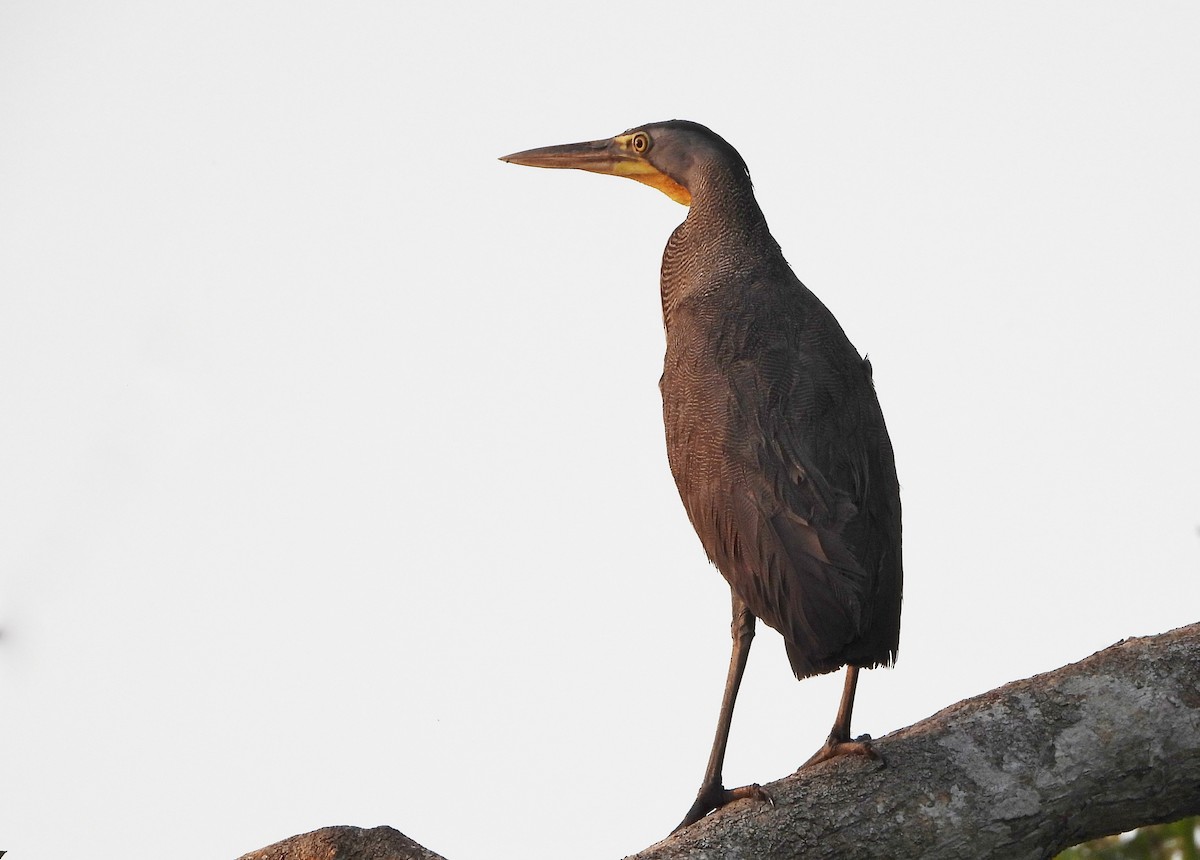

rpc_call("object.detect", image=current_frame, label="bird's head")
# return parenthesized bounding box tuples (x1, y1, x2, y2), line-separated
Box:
(500, 120, 750, 207)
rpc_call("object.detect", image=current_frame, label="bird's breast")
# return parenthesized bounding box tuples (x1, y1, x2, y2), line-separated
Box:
(658, 286, 757, 498)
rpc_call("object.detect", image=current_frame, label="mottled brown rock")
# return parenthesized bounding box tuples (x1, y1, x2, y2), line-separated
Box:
(237, 825, 447, 860)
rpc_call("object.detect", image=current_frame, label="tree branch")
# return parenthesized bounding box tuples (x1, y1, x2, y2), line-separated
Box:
(238, 623, 1200, 860)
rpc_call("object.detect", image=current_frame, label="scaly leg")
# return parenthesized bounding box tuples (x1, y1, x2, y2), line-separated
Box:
(674, 592, 770, 832)
(801, 665, 877, 767)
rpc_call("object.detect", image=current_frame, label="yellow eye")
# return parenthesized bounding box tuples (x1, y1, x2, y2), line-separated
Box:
(631, 132, 651, 154)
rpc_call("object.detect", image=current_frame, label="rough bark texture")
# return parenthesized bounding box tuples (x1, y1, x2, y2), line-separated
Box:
(631, 622, 1200, 860)
(237, 623, 1200, 860)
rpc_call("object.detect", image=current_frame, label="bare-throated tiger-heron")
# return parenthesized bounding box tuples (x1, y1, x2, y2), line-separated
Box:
(500, 121, 902, 832)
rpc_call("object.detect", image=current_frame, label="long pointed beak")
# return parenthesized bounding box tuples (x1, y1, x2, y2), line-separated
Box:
(499, 135, 692, 206)
(499, 138, 627, 175)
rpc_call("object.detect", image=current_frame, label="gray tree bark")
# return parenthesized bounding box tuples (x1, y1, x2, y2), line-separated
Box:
(237, 623, 1200, 860)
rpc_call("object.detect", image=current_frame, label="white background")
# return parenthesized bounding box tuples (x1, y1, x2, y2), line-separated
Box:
(2, 3, 1198, 858)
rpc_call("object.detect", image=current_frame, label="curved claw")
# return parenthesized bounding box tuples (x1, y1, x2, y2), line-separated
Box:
(673, 782, 771, 833)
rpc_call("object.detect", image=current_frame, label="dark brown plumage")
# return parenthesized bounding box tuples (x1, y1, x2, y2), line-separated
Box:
(501, 120, 902, 832)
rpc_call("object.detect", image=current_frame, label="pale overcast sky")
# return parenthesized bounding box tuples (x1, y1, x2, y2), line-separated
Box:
(2, 3, 1198, 859)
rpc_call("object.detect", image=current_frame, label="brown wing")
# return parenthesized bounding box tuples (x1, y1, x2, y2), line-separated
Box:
(663, 269, 901, 679)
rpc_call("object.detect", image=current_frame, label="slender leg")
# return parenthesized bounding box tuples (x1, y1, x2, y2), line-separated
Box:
(801, 665, 877, 767)
(673, 592, 770, 832)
